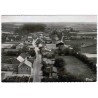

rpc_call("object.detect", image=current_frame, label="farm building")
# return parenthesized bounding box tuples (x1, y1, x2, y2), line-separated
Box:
(18, 60, 32, 75)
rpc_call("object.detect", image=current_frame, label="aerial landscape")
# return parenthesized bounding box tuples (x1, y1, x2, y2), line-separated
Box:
(1, 16, 97, 82)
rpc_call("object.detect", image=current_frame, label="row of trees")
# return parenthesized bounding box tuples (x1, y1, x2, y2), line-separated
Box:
(15, 24, 46, 35)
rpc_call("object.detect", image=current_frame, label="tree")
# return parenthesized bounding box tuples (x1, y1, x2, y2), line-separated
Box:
(50, 30, 62, 41)
(73, 45, 81, 52)
(11, 45, 16, 49)
(29, 49, 36, 57)
(54, 58, 65, 68)
(19, 45, 29, 54)
(14, 23, 46, 35)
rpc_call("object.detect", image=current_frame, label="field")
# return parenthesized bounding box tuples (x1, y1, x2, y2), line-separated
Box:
(81, 44, 97, 54)
(2, 56, 17, 64)
(65, 39, 96, 46)
(2, 44, 14, 48)
(46, 39, 97, 54)
(64, 39, 97, 53)
(58, 56, 96, 81)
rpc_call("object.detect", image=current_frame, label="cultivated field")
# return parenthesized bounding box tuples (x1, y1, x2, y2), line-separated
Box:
(2, 56, 17, 63)
(64, 39, 96, 53)
(58, 56, 96, 81)
(81, 44, 97, 54)
(65, 39, 96, 46)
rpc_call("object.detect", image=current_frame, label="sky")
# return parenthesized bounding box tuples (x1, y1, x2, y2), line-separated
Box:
(1, 15, 97, 23)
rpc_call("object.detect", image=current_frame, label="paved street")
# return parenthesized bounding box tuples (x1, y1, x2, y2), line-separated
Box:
(32, 39, 42, 82)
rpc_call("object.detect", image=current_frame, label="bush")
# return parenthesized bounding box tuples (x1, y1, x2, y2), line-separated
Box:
(41, 73, 84, 82)
(11, 45, 17, 49)
(28, 49, 36, 57)
(2, 76, 33, 82)
(3, 50, 21, 56)
(54, 57, 65, 68)
(42, 71, 50, 77)
(41, 77, 58, 82)
(58, 75, 83, 82)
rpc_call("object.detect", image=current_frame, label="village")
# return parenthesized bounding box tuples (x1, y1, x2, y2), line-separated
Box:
(1, 23, 97, 82)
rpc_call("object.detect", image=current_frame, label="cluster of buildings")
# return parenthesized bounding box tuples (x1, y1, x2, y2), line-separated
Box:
(2, 31, 21, 42)
(2, 33, 35, 81)
(2, 52, 34, 80)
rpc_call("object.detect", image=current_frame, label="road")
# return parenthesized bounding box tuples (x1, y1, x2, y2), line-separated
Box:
(32, 39, 42, 82)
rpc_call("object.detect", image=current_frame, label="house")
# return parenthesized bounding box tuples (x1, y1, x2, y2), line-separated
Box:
(27, 45, 35, 50)
(18, 60, 32, 75)
(56, 41, 64, 47)
(36, 38, 44, 45)
(16, 43, 24, 49)
(56, 41, 69, 48)
(28, 36, 33, 41)
(44, 37, 52, 44)
(17, 53, 27, 63)
(38, 43, 43, 48)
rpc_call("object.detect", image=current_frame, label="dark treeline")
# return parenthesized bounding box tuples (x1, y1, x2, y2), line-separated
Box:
(15, 23, 46, 35)
(2, 23, 46, 33)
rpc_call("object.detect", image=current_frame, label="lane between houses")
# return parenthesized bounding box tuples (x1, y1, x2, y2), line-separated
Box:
(32, 39, 42, 82)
